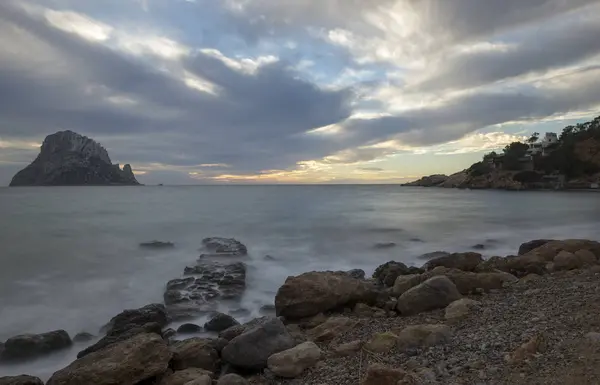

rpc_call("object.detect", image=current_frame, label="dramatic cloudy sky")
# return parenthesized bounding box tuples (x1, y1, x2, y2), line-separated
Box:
(1, 0, 600, 185)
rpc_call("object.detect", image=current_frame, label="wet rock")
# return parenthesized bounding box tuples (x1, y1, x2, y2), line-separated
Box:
(373, 261, 412, 287)
(476, 256, 510, 272)
(201, 237, 247, 256)
(472, 244, 486, 250)
(521, 239, 600, 262)
(585, 332, 600, 344)
(171, 337, 219, 372)
(221, 318, 295, 370)
(518, 239, 553, 255)
(267, 341, 321, 378)
(364, 332, 398, 353)
(46, 333, 171, 385)
(554, 249, 597, 270)
(418, 251, 450, 260)
(392, 274, 422, 297)
(394, 324, 451, 350)
(73, 332, 94, 343)
(396, 276, 461, 315)
(306, 317, 356, 342)
(219, 317, 271, 341)
(0, 375, 44, 385)
(177, 324, 202, 334)
(204, 313, 240, 332)
(166, 262, 246, 317)
(157, 368, 213, 385)
(140, 241, 175, 248)
(445, 298, 481, 321)
(0, 330, 72, 362)
(374, 242, 397, 249)
(362, 363, 407, 385)
(275, 271, 378, 319)
(422, 252, 483, 272)
(102, 303, 168, 336)
(78, 322, 162, 358)
(217, 374, 249, 385)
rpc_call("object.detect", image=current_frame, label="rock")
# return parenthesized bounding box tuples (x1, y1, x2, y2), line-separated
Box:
(78, 322, 162, 358)
(306, 317, 356, 342)
(73, 332, 94, 343)
(361, 363, 407, 385)
(171, 338, 219, 372)
(259, 304, 276, 314)
(517, 273, 542, 286)
(403, 174, 448, 187)
(285, 324, 306, 344)
(332, 340, 363, 357)
(422, 252, 483, 272)
(275, 271, 379, 319)
(219, 317, 271, 341)
(164, 328, 177, 339)
(158, 369, 213, 385)
(518, 239, 553, 255)
(394, 324, 451, 350)
(364, 332, 398, 353)
(47, 333, 171, 385)
(396, 276, 461, 315)
(476, 256, 510, 272)
(201, 237, 247, 256)
(424, 267, 517, 294)
(345, 269, 366, 280)
(584, 332, 600, 344)
(140, 241, 175, 248)
(204, 313, 240, 332)
(217, 374, 249, 385)
(418, 251, 450, 260)
(0, 376, 44, 385)
(392, 274, 422, 297)
(267, 341, 321, 378)
(103, 303, 168, 336)
(374, 242, 397, 249)
(0, 330, 71, 362)
(553, 251, 581, 270)
(521, 239, 600, 262)
(472, 244, 486, 250)
(182, 378, 211, 385)
(353, 303, 375, 317)
(300, 313, 328, 329)
(373, 261, 412, 287)
(574, 249, 597, 265)
(445, 298, 480, 321)
(506, 334, 546, 364)
(221, 318, 295, 370)
(177, 324, 202, 334)
(10, 131, 140, 186)
(167, 262, 246, 317)
(504, 253, 548, 276)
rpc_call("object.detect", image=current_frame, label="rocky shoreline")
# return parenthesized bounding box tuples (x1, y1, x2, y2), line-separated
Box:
(2, 238, 600, 384)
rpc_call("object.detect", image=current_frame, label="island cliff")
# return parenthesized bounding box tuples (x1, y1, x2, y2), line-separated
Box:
(9, 131, 140, 186)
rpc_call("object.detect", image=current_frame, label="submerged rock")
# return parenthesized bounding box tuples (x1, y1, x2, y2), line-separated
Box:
(102, 303, 169, 336)
(177, 323, 202, 334)
(140, 241, 175, 248)
(73, 332, 94, 343)
(374, 242, 397, 249)
(9, 131, 140, 186)
(201, 237, 247, 256)
(0, 330, 72, 362)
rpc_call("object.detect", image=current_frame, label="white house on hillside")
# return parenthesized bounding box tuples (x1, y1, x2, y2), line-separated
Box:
(527, 132, 559, 157)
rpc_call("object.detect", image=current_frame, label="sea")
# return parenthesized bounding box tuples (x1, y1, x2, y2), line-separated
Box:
(1, 185, 600, 379)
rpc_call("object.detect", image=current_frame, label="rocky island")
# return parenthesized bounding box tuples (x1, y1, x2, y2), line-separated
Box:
(405, 115, 600, 190)
(9, 131, 140, 186)
(2, 237, 600, 385)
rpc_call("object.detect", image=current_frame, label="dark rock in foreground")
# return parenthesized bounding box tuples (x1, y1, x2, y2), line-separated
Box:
(0, 375, 44, 385)
(0, 330, 72, 362)
(9, 131, 140, 186)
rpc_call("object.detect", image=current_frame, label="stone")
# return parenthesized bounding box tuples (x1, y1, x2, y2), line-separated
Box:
(353, 303, 375, 317)
(1, 330, 72, 362)
(504, 253, 548, 276)
(518, 239, 554, 255)
(306, 317, 356, 342)
(364, 332, 398, 353)
(140, 241, 175, 248)
(396, 276, 461, 315)
(219, 316, 271, 341)
(476, 256, 510, 272)
(584, 332, 600, 343)
(158, 369, 213, 385)
(506, 334, 546, 364)
(78, 322, 162, 358)
(472, 244, 486, 250)
(517, 273, 542, 285)
(522, 239, 600, 262)
(575, 249, 597, 265)
(373, 261, 412, 287)
(275, 271, 379, 319)
(171, 338, 219, 372)
(392, 274, 422, 297)
(590, 265, 600, 274)
(418, 251, 450, 260)
(301, 313, 328, 329)
(345, 269, 366, 280)
(177, 323, 202, 334)
(164, 328, 177, 340)
(422, 252, 483, 272)
(286, 324, 306, 344)
(204, 313, 240, 332)
(46, 333, 171, 385)
(445, 298, 480, 321)
(394, 324, 451, 350)
(374, 242, 397, 249)
(201, 237, 247, 256)
(361, 363, 407, 385)
(221, 318, 295, 370)
(332, 340, 363, 357)
(73, 332, 94, 343)
(424, 267, 517, 294)
(267, 341, 321, 378)
(210, 338, 229, 354)
(9, 131, 140, 186)
(103, 303, 168, 336)
(0, 376, 44, 385)
(217, 374, 249, 385)
(166, 262, 246, 317)
(183, 378, 211, 385)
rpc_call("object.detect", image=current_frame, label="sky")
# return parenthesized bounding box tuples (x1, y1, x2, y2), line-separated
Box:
(1, 0, 599, 185)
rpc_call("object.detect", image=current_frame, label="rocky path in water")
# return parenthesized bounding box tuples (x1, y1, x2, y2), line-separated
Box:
(1, 239, 600, 385)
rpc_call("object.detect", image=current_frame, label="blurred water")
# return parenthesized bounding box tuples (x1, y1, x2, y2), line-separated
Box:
(1, 185, 600, 378)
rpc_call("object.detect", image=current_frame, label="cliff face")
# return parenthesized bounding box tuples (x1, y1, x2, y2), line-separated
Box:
(10, 131, 140, 186)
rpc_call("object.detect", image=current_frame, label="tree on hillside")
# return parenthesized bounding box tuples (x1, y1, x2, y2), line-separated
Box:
(502, 142, 529, 170)
(527, 132, 539, 144)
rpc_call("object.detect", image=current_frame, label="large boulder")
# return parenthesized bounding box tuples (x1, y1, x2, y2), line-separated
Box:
(204, 313, 240, 332)
(171, 338, 219, 372)
(396, 276, 461, 315)
(221, 318, 295, 370)
(392, 274, 422, 297)
(422, 252, 483, 272)
(46, 333, 172, 385)
(157, 369, 213, 385)
(0, 330, 72, 362)
(522, 239, 600, 261)
(102, 303, 168, 336)
(373, 261, 417, 287)
(267, 341, 322, 378)
(219, 316, 271, 341)
(424, 267, 517, 294)
(166, 262, 246, 319)
(201, 237, 247, 256)
(78, 322, 162, 358)
(554, 250, 597, 270)
(393, 324, 451, 350)
(518, 239, 553, 255)
(0, 376, 44, 385)
(275, 271, 379, 319)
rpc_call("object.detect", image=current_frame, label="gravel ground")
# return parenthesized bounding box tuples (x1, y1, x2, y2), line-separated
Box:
(249, 268, 600, 385)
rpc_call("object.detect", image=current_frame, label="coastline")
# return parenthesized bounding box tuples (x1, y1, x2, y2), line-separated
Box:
(2, 238, 600, 385)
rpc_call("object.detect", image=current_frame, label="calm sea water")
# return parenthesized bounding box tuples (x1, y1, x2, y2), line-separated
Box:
(1, 185, 600, 378)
